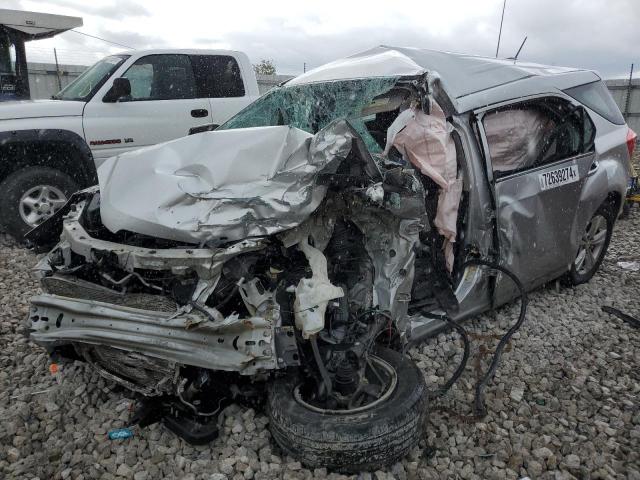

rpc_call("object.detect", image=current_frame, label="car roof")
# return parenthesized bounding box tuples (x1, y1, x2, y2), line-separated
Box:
(288, 46, 601, 113)
(112, 48, 247, 57)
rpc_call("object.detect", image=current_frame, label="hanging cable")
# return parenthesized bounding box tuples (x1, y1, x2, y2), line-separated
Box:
(413, 259, 528, 419)
(463, 259, 528, 418)
(67, 30, 135, 49)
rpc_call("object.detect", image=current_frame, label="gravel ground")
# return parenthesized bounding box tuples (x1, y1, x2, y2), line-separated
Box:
(0, 209, 639, 480)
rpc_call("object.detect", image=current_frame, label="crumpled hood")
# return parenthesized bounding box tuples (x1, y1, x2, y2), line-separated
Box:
(0, 99, 85, 120)
(98, 122, 363, 244)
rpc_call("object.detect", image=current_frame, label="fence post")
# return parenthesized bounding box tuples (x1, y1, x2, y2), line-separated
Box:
(624, 63, 634, 120)
(54, 48, 62, 91)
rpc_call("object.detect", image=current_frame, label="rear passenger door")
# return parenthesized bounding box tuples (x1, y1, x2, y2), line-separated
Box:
(477, 96, 597, 302)
(83, 54, 212, 162)
(189, 54, 250, 126)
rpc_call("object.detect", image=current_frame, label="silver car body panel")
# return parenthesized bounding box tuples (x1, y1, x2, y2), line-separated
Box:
(290, 46, 601, 114)
(29, 294, 280, 375)
(48, 198, 267, 281)
(473, 93, 629, 302)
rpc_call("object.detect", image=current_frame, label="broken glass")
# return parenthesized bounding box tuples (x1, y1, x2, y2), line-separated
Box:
(218, 77, 400, 153)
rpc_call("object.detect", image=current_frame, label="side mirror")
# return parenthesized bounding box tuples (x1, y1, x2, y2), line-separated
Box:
(103, 77, 131, 103)
(189, 124, 219, 135)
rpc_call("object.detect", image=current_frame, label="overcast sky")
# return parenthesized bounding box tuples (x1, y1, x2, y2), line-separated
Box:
(6, 0, 639, 78)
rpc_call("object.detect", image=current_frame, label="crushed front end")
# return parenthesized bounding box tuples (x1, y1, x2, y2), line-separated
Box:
(28, 72, 466, 470)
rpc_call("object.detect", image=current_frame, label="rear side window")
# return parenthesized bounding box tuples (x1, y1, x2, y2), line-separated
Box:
(564, 81, 625, 125)
(190, 55, 245, 98)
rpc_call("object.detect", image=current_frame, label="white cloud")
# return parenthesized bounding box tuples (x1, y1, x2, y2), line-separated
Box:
(11, 0, 639, 77)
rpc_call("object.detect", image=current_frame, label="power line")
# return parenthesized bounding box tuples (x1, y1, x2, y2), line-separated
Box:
(67, 30, 134, 50)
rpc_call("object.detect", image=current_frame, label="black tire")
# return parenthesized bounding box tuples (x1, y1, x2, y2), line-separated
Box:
(0, 166, 78, 241)
(567, 204, 614, 285)
(267, 346, 427, 472)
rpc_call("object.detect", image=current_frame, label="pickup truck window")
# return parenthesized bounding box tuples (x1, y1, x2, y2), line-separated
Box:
(122, 54, 197, 101)
(55, 55, 129, 101)
(190, 55, 245, 98)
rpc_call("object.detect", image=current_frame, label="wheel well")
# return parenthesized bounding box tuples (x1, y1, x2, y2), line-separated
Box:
(605, 191, 622, 216)
(0, 133, 97, 188)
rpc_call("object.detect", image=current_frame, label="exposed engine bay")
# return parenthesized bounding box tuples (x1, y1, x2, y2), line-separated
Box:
(30, 117, 456, 383)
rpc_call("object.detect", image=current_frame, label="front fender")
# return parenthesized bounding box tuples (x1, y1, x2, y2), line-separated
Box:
(0, 128, 97, 185)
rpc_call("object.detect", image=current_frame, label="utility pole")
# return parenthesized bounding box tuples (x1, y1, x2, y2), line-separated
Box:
(53, 48, 62, 91)
(495, 0, 507, 58)
(303, 62, 306, 73)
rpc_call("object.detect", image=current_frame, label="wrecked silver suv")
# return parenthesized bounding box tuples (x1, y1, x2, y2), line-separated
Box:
(27, 47, 632, 471)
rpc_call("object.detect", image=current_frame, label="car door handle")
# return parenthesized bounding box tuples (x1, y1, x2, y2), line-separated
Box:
(191, 109, 208, 118)
(588, 161, 599, 175)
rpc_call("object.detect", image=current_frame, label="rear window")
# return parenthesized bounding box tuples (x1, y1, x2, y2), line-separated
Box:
(190, 55, 245, 98)
(564, 81, 625, 125)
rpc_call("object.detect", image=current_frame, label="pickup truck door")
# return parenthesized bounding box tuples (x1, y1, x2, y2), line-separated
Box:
(189, 54, 257, 127)
(475, 96, 597, 304)
(83, 53, 213, 163)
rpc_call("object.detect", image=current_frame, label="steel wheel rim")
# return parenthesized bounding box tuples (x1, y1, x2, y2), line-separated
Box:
(294, 355, 397, 414)
(18, 185, 67, 227)
(574, 213, 608, 275)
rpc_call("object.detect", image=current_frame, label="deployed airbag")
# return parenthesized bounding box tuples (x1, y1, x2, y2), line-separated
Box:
(483, 109, 554, 172)
(391, 102, 462, 270)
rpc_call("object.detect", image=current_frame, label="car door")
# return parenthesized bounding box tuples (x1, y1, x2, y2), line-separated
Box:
(476, 95, 597, 303)
(83, 53, 212, 163)
(189, 54, 253, 126)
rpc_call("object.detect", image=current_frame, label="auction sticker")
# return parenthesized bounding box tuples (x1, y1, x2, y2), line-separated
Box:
(538, 164, 579, 191)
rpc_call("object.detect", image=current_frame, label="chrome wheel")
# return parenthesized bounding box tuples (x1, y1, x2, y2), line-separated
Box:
(574, 213, 608, 276)
(18, 185, 68, 227)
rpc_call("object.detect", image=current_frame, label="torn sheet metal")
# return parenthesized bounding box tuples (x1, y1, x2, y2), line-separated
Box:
(49, 200, 266, 280)
(99, 126, 314, 244)
(286, 49, 425, 86)
(29, 294, 279, 375)
(98, 121, 372, 245)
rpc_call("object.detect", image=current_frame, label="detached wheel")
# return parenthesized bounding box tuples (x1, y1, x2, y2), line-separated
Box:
(267, 346, 427, 472)
(0, 167, 78, 241)
(568, 205, 613, 285)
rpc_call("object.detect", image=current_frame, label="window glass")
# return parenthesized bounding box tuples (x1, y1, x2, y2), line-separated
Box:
(218, 77, 399, 152)
(483, 98, 592, 176)
(56, 55, 129, 101)
(122, 54, 196, 100)
(564, 81, 625, 125)
(583, 109, 596, 152)
(190, 55, 245, 98)
(124, 63, 153, 99)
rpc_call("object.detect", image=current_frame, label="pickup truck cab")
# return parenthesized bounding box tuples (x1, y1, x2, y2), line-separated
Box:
(0, 48, 259, 240)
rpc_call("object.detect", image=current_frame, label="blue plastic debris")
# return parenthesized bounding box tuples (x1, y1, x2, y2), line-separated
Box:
(108, 428, 134, 440)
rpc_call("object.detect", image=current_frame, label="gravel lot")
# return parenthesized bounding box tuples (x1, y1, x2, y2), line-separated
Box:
(0, 209, 638, 480)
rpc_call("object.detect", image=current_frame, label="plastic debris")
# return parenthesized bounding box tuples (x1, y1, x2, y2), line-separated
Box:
(49, 362, 62, 385)
(108, 428, 134, 440)
(617, 261, 640, 271)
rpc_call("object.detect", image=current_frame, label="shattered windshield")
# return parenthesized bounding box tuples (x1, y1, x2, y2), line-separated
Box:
(218, 77, 399, 152)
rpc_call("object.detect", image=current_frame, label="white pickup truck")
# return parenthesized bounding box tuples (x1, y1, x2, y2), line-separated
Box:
(0, 49, 259, 239)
